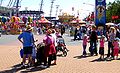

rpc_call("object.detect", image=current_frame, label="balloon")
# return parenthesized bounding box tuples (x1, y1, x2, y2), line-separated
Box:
(22, 17, 27, 24)
(17, 17, 20, 21)
(7, 17, 10, 22)
(28, 17, 30, 22)
(30, 17, 32, 22)
(11, 16, 16, 22)
(2, 17, 7, 24)
(16, 17, 20, 22)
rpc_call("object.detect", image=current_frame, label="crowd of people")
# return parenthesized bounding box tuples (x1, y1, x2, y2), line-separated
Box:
(18, 24, 67, 68)
(17, 23, 120, 69)
(81, 25, 120, 60)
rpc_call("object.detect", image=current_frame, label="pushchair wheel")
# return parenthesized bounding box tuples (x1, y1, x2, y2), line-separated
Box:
(62, 50, 67, 57)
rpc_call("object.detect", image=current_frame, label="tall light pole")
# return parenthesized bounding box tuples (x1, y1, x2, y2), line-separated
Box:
(55, 5, 59, 18)
(16, 0, 20, 17)
(49, 0, 55, 21)
(59, 9, 62, 16)
(39, 0, 44, 19)
(40, 0, 44, 12)
(0, 0, 3, 6)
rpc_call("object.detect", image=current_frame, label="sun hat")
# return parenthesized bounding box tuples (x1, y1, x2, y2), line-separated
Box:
(101, 35, 105, 38)
(26, 25, 33, 31)
(110, 27, 115, 30)
(46, 29, 52, 34)
(114, 37, 119, 41)
(92, 25, 96, 28)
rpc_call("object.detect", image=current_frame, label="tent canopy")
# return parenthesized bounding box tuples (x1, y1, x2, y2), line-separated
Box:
(106, 23, 114, 26)
(38, 16, 51, 24)
(70, 19, 86, 24)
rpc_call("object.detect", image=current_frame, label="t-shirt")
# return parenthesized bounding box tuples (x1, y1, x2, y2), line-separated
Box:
(90, 30, 97, 42)
(113, 41, 119, 49)
(83, 37, 87, 45)
(51, 33, 57, 47)
(109, 33, 116, 42)
(43, 35, 54, 45)
(18, 31, 34, 47)
(100, 39, 104, 48)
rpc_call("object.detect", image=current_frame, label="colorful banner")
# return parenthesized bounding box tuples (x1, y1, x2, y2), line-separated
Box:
(95, 0, 106, 26)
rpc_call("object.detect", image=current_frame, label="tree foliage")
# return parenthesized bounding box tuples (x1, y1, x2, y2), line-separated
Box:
(106, 0, 120, 23)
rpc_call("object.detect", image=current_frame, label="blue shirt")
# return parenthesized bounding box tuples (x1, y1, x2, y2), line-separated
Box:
(18, 31, 34, 47)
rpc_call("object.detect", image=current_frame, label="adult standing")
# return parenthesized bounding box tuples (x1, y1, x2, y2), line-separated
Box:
(74, 26, 79, 41)
(18, 25, 35, 68)
(107, 27, 116, 59)
(61, 25, 65, 36)
(116, 27, 120, 39)
(51, 29, 57, 65)
(89, 25, 98, 56)
(43, 29, 56, 68)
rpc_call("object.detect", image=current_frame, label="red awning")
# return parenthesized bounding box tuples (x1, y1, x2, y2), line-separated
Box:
(38, 16, 51, 24)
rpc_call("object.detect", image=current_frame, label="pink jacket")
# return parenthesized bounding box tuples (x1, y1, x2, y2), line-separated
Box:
(43, 35, 56, 57)
(113, 41, 119, 49)
(83, 37, 88, 45)
(100, 39, 105, 48)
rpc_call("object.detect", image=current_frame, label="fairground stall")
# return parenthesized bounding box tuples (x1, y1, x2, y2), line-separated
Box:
(38, 16, 52, 33)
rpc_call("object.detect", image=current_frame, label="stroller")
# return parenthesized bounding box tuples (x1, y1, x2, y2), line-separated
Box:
(36, 42, 45, 65)
(56, 36, 68, 57)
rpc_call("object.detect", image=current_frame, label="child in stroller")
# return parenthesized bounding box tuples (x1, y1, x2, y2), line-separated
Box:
(56, 36, 69, 57)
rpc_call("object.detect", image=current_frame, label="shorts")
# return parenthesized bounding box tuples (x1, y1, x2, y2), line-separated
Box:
(99, 47, 104, 55)
(23, 46, 33, 54)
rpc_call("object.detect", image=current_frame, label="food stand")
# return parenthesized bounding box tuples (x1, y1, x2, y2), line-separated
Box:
(38, 16, 52, 33)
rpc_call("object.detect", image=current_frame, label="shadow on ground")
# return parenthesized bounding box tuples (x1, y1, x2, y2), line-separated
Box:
(73, 53, 92, 59)
(0, 63, 46, 73)
(90, 57, 114, 62)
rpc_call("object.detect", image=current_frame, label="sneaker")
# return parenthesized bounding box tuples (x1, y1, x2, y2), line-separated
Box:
(110, 57, 114, 60)
(41, 65, 47, 68)
(21, 65, 26, 69)
(46, 65, 50, 68)
(67, 49, 69, 52)
(27, 63, 32, 68)
(52, 63, 57, 65)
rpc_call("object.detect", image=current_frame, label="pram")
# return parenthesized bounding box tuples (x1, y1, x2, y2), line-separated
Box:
(36, 42, 45, 65)
(56, 36, 68, 57)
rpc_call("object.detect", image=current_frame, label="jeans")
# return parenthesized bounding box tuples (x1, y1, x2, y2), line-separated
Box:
(90, 41, 97, 55)
(107, 41, 114, 57)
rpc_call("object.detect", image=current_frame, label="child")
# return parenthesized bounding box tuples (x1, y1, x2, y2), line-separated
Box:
(82, 34, 88, 56)
(99, 35, 105, 60)
(57, 36, 69, 52)
(113, 38, 120, 60)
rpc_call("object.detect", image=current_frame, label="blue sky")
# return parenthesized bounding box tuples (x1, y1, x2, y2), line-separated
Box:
(1, 0, 115, 19)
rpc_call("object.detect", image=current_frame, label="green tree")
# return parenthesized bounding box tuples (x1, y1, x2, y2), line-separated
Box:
(106, 0, 120, 23)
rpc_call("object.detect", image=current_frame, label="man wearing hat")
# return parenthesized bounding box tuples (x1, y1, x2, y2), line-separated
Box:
(18, 25, 35, 68)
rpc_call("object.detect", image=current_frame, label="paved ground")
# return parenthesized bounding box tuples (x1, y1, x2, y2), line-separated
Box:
(0, 34, 120, 73)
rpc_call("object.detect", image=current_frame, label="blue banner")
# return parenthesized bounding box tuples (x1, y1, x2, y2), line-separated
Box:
(95, 0, 106, 26)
